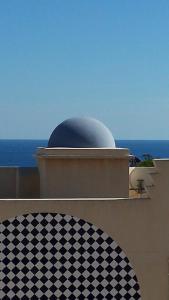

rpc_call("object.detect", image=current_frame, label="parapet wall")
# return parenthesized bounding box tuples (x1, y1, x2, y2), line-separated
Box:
(1, 160, 169, 298)
(0, 148, 129, 199)
(37, 147, 129, 198)
(0, 167, 40, 198)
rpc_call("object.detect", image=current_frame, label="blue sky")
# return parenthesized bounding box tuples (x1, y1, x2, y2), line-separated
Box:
(0, 0, 169, 139)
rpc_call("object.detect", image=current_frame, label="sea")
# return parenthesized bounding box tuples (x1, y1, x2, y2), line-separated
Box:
(0, 140, 169, 167)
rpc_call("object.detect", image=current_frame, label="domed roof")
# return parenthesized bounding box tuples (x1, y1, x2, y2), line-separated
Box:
(48, 117, 115, 148)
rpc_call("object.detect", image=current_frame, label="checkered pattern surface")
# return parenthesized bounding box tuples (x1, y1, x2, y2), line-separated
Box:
(0, 213, 141, 299)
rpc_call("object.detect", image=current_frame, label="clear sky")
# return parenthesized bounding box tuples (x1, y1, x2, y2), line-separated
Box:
(0, 0, 169, 139)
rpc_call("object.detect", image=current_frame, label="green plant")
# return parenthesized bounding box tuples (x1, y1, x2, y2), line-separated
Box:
(137, 153, 154, 167)
(137, 159, 154, 167)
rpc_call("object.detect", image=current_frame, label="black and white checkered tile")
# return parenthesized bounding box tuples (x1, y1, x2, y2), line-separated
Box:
(0, 213, 141, 299)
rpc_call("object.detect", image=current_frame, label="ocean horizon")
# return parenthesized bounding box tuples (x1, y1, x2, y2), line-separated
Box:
(1, 139, 169, 167)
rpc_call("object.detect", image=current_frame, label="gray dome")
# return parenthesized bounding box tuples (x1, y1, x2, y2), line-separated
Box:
(48, 117, 115, 148)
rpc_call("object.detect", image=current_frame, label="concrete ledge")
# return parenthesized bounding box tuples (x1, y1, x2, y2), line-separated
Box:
(0, 197, 150, 201)
(36, 147, 129, 159)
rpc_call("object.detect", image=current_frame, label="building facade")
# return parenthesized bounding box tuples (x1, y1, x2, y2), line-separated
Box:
(0, 118, 169, 299)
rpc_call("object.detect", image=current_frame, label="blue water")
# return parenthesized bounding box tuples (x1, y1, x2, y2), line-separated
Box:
(116, 140, 169, 159)
(0, 139, 169, 166)
(0, 140, 47, 167)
